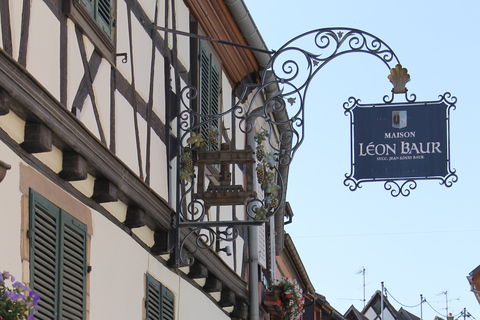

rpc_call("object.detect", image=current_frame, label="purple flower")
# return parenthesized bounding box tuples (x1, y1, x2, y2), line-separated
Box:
(6, 291, 19, 301)
(30, 291, 40, 303)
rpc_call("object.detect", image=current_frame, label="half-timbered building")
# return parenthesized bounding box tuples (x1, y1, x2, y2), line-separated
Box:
(0, 0, 295, 319)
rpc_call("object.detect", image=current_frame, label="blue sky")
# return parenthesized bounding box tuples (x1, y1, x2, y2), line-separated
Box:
(243, 0, 480, 319)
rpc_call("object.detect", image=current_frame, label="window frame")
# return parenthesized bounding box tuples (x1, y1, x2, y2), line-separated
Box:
(29, 189, 88, 320)
(63, 0, 115, 64)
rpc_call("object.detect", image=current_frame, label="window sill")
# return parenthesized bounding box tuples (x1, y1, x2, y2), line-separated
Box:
(63, 0, 115, 65)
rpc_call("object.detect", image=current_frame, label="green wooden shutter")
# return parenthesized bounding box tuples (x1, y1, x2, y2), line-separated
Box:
(146, 274, 175, 320)
(209, 62, 221, 151)
(95, 0, 113, 39)
(199, 41, 211, 146)
(146, 275, 162, 320)
(30, 190, 61, 320)
(199, 41, 220, 151)
(161, 286, 175, 320)
(79, 0, 94, 15)
(60, 212, 87, 320)
(29, 190, 87, 320)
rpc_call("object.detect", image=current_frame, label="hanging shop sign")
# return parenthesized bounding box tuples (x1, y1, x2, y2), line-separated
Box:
(344, 93, 458, 196)
(354, 101, 447, 179)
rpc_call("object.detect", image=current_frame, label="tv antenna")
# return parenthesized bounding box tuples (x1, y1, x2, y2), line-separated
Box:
(357, 266, 366, 308)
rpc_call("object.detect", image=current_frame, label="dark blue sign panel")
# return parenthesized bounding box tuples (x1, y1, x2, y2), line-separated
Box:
(353, 102, 448, 180)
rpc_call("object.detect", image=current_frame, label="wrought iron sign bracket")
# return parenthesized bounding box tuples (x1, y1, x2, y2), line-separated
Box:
(170, 28, 418, 266)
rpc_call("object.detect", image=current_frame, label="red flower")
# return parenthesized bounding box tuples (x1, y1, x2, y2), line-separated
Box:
(286, 293, 292, 298)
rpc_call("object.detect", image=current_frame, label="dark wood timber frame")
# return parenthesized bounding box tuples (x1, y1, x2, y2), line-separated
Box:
(0, 0, 257, 312)
(0, 46, 249, 303)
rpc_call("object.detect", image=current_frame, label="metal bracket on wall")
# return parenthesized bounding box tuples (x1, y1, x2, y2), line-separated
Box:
(170, 28, 402, 266)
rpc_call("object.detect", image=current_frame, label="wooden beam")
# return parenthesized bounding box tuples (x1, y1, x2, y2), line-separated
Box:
(231, 300, 248, 319)
(59, 151, 88, 181)
(219, 287, 236, 307)
(188, 260, 209, 279)
(124, 206, 146, 228)
(20, 123, 52, 153)
(151, 231, 169, 255)
(203, 273, 223, 293)
(0, 88, 10, 115)
(92, 178, 118, 203)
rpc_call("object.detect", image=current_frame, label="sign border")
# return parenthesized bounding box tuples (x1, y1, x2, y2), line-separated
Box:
(343, 92, 458, 196)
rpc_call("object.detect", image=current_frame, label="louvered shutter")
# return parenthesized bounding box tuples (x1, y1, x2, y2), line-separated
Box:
(95, 0, 113, 39)
(199, 41, 212, 147)
(60, 212, 87, 320)
(199, 41, 220, 151)
(146, 275, 162, 320)
(79, 0, 94, 15)
(146, 274, 175, 320)
(161, 286, 175, 320)
(29, 190, 87, 320)
(29, 191, 61, 320)
(209, 62, 220, 150)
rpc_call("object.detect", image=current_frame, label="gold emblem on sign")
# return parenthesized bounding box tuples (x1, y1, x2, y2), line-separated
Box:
(388, 64, 410, 93)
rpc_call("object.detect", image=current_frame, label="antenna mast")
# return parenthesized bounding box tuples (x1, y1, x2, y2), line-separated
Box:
(357, 267, 366, 308)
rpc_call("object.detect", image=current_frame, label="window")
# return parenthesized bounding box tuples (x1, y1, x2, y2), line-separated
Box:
(29, 189, 87, 320)
(64, 0, 115, 63)
(146, 274, 175, 320)
(199, 41, 221, 151)
(78, 0, 114, 38)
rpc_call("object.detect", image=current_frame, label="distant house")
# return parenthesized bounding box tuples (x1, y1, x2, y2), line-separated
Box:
(0, 0, 298, 319)
(467, 265, 480, 305)
(345, 291, 421, 320)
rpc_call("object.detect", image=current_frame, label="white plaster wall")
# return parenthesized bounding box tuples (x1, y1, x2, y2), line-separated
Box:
(0, 141, 23, 279)
(8, 0, 22, 61)
(155, 0, 166, 43)
(116, 0, 132, 84)
(177, 278, 230, 320)
(66, 19, 85, 109)
(137, 0, 156, 22)
(83, 58, 112, 144)
(89, 212, 149, 320)
(132, 14, 154, 103)
(152, 49, 166, 124)
(175, 0, 190, 71)
(89, 210, 228, 320)
(0, 111, 25, 144)
(115, 91, 147, 177)
(147, 255, 180, 296)
(27, 0, 60, 100)
(149, 132, 168, 199)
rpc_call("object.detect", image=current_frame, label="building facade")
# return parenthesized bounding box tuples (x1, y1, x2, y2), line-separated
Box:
(0, 0, 292, 319)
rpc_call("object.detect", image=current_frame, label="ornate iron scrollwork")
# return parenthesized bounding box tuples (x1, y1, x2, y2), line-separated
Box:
(172, 28, 405, 266)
